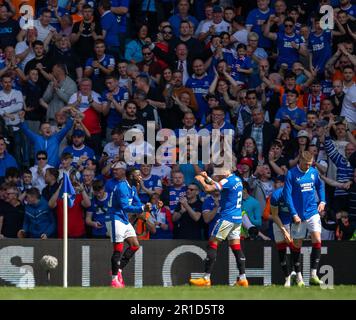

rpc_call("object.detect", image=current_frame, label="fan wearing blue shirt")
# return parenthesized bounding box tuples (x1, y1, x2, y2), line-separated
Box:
(86, 180, 111, 238)
(102, 75, 128, 139)
(98, 1, 121, 56)
(246, 0, 274, 49)
(231, 44, 253, 84)
(84, 40, 115, 93)
(308, 18, 342, 74)
(283, 151, 326, 287)
(264, 16, 307, 70)
(204, 107, 235, 135)
(274, 89, 306, 137)
(62, 129, 96, 168)
(202, 191, 220, 237)
(185, 58, 213, 122)
(108, 162, 152, 288)
(137, 164, 162, 204)
(168, 0, 199, 37)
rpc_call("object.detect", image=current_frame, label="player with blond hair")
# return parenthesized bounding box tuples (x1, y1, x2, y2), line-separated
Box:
(283, 151, 326, 286)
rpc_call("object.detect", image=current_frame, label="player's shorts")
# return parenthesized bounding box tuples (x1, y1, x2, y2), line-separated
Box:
(291, 214, 321, 240)
(273, 223, 291, 243)
(111, 219, 137, 243)
(211, 219, 241, 241)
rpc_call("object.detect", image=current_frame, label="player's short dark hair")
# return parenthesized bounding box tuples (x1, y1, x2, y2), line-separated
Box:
(26, 187, 41, 199)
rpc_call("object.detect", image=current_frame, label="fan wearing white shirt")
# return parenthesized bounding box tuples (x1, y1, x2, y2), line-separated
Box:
(198, 5, 231, 43)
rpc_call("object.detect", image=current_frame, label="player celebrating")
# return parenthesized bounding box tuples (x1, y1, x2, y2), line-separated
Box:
(283, 151, 326, 286)
(108, 161, 152, 288)
(190, 168, 248, 287)
(270, 175, 294, 287)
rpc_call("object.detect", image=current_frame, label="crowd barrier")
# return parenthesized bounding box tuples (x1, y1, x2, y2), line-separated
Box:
(0, 240, 355, 287)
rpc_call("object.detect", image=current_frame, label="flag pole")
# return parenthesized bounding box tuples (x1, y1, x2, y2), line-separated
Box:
(63, 192, 68, 288)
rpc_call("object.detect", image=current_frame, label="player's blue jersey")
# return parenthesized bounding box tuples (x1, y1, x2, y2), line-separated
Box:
(276, 32, 304, 69)
(216, 174, 243, 223)
(283, 166, 325, 221)
(308, 30, 332, 73)
(108, 180, 144, 224)
(88, 194, 111, 237)
(62, 145, 96, 167)
(138, 174, 162, 204)
(185, 74, 212, 121)
(101, 87, 129, 129)
(202, 195, 220, 235)
(270, 187, 291, 225)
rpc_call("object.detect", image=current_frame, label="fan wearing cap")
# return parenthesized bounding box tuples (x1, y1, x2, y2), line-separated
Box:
(269, 175, 294, 287)
(62, 129, 95, 169)
(199, 5, 231, 42)
(190, 168, 248, 288)
(108, 162, 152, 288)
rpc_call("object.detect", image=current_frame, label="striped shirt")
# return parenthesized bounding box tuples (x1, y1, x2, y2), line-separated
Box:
(324, 136, 354, 196)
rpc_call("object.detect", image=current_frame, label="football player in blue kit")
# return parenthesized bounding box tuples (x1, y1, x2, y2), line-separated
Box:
(189, 168, 248, 287)
(283, 151, 326, 287)
(108, 161, 152, 288)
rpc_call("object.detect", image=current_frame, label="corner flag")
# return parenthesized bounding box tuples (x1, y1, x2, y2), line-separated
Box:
(60, 173, 76, 208)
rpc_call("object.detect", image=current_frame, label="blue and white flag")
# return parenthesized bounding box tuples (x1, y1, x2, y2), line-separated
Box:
(60, 173, 76, 208)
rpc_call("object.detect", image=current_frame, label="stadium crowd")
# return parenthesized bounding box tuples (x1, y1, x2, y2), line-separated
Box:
(0, 0, 356, 242)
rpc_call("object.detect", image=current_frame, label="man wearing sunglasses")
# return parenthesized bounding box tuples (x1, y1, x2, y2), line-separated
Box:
(264, 16, 308, 70)
(30, 151, 53, 193)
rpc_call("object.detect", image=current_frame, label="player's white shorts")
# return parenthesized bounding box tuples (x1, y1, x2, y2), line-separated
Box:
(211, 219, 241, 241)
(273, 223, 291, 243)
(291, 214, 321, 240)
(111, 219, 137, 243)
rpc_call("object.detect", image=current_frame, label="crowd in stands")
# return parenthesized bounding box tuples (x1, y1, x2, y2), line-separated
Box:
(0, 0, 356, 242)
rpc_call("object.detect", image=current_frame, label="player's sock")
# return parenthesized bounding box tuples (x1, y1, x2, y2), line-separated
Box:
(311, 269, 317, 277)
(111, 243, 124, 276)
(297, 272, 303, 282)
(119, 245, 139, 270)
(230, 243, 246, 277)
(204, 241, 218, 274)
(203, 273, 211, 280)
(311, 242, 321, 273)
(277, 243, 290, 278)
(290, 244, 301, 273)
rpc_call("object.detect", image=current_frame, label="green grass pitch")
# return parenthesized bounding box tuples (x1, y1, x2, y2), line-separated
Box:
(0, 285, 355, 300)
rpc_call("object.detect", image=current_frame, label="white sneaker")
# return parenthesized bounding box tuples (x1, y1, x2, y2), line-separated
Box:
(284, 278, 291, 287)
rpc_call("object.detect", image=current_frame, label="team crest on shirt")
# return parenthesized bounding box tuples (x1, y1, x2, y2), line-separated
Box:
(311, 173, 315, 181)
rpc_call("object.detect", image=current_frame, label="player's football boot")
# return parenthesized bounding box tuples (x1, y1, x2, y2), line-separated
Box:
(111, 277, 124, 288)
(117, 271, 125, 288)
(236, 279, 249, 287)
(309, 276, 323, 286)
(189, 278, 211, 287)
(296, 279, 305, 287)
(290, 271, 297, 286)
